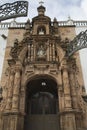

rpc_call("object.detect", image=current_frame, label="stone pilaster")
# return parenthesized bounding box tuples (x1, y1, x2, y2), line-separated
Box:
(69, 69, 78, 109)
(62, 66, 72, 109)
(60, 59, 76, 130)
(68, 58, 79, 110)
(0, 70, 10, 112)
(57, 70, 64, 112)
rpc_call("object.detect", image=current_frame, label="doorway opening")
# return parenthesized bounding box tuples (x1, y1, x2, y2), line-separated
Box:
(24, 76, 60, 130)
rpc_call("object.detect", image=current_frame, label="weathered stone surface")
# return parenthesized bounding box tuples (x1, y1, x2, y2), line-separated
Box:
(0, 4, 87, 130)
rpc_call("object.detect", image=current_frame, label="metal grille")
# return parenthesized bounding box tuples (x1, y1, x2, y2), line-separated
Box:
(0, 0, 28, 21)
(24, 92, 60, 130)
(67, 30, 87, 57)
(27, 92, 58, 115)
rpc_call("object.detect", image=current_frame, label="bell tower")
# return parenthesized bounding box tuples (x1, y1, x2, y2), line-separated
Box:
(0, 3, 87, 130)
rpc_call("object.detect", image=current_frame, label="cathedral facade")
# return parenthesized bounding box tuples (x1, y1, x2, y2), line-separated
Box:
(0, 4, 87, 130)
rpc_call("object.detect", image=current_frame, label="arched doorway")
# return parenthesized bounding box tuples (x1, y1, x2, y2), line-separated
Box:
(24, 76, 60, 130)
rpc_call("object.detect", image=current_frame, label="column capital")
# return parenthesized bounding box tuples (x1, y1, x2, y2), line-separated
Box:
(15, 60, 22, 72)
(15, 66, 22, 72)
(61, 57, 68, 70)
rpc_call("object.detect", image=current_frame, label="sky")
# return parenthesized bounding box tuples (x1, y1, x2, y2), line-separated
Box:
(0, 0, 87, 91)
(0, 0, 87, 21)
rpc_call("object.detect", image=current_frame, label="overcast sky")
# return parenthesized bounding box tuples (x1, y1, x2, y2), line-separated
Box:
(28, 0, 87, 21)
(0, 0, 87, 21)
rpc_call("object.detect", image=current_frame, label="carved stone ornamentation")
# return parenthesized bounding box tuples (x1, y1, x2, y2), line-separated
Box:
(0, 75, 9, 111)
(36, 42, 47, 60)
(0, 3, 87, 130)
(6, 70, 15, 111)
(10, 39, 19, 59)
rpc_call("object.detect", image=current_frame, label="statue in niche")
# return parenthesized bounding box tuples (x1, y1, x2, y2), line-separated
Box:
(37, 44, 46, 58)
(38, 28, 45, 35)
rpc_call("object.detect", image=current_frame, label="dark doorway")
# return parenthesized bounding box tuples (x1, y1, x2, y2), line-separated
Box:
(24, 76, 60, 130)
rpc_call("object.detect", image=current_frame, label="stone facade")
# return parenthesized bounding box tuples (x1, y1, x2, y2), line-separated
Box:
(0, 5, 87, 130)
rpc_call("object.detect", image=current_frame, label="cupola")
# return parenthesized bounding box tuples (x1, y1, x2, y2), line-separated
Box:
(37, 5, 46, 15)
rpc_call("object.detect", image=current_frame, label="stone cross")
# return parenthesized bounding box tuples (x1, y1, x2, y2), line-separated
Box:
(39, 0, 44, 6)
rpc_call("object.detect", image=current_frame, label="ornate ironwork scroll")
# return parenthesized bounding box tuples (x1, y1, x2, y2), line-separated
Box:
(0, 1, 28, 21)
(67, 30, 87, 57)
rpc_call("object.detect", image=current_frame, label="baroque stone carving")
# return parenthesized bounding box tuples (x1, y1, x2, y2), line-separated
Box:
(10, 39, 19, 59)
(6, 70, 15, 110)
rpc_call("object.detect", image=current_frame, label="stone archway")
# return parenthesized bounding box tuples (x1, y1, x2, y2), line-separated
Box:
(24, 75, 60, 130)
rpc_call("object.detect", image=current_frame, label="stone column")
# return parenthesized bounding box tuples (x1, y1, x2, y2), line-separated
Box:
(33, 44, 36, 61)
(69, 69, 78, 109)
(60, 59, 76, 130)
(12, 67, 21, 112)
(57, 70, 64, 112)
(31, 44, 34, 61)
(6, 70, 15, 111)
(52, 43, 55, 61)
(68, 58, 79, 110)
(28, 44, 31, 61)
(49, 43, 52, 61)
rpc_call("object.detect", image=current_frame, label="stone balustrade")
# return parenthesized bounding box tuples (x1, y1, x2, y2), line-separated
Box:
(0, 20, 87, 29)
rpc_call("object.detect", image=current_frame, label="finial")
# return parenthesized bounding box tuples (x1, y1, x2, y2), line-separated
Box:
(39, 0, 44, 6)
(68, 15, 71, 20)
